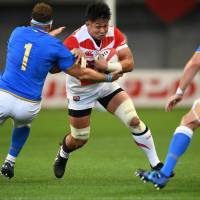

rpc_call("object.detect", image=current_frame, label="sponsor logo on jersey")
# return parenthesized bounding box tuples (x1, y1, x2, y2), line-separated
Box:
(73, 96, 80, 101)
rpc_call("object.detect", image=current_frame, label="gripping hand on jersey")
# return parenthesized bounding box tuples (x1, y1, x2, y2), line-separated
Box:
(71, 48, 86, 68)
(94, 54, 123, 72)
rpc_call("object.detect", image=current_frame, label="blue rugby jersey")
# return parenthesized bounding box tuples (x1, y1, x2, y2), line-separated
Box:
(0, 26, 75, 101)
(196, 46, 200, 52)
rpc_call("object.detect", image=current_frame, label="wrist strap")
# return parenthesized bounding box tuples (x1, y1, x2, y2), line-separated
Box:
(176, 87, 184, 95)
(107, 62, 122, 72)
(105, 73, 113, 82)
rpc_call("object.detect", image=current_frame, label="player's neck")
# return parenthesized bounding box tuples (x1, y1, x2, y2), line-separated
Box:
(94, 38, 101, 47)
(31, 24, 49, 33)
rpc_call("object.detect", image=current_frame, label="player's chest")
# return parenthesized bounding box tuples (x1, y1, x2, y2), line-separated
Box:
(79, 36, 115, 61)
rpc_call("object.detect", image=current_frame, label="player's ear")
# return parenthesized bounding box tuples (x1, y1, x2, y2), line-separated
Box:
(49, 24, 52, 30)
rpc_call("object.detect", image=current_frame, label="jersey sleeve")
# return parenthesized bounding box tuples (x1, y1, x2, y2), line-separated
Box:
(56, 42, 75, 71)
(113, 27, 128, 51)
(196, 46, 200, 52)
(63, 35, 79, 50)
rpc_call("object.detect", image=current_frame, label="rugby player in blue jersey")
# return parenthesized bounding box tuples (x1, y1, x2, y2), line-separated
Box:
(0, 2, 122, 179)
(136, 46, 200, 189)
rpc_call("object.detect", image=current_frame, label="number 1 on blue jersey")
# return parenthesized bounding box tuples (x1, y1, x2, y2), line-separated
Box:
(21, 43, 32, 71)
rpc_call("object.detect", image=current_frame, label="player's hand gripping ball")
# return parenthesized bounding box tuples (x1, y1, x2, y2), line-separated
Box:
(94, 48, 119, 72)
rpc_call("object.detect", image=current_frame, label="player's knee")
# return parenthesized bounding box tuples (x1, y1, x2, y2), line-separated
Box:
(130, 119, 147, 134)
(114, 99, 139, 127)
(181, 116, 199, 130)
(181, 114, 187, 125)
(70, 125, 90, 140)
(130, 117, 140, 127)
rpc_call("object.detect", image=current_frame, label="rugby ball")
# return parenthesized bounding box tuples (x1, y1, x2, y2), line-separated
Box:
(99, 48, 118, 62)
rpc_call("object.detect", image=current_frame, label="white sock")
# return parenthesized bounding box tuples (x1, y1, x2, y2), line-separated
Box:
(6, 154, 16, 166)
(59, 146, 69, 159)
(132, 129, 160, 167)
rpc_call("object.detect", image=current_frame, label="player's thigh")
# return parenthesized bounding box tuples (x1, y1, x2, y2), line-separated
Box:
(104, 90, 140, 127)
(105, 90, 131, 113)
(97, 82, 125, 113)
(67, 89, 95, 128)
(0, 108, 9, 125)
(0, 91, 13, 124)
(68, 108, 91, 128)
(13, 100, 41, 127)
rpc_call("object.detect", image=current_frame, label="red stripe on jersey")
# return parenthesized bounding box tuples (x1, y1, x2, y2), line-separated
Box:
(113, 27, 126, 48)
(79, 39, 96, 50)
(64, 36, 79, 50)
(101, 36, 114, 49)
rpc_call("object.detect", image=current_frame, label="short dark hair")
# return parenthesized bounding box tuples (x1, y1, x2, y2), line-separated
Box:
(85, 1, 111, 22)
(31, 2, 53, 23)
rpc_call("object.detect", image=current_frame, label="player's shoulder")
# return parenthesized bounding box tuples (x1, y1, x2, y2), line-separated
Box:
(42, 32, 63, 46)
(68, 25, 89, 41)
(8, 26, 30, 42)
(11, 26, 28, 34)
(106, 25, 122, 37)
(72, 25, 86, 35)
(112, 26, 123, 35)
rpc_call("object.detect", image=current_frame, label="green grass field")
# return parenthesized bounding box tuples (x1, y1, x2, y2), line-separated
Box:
(0, 108, 200, 200)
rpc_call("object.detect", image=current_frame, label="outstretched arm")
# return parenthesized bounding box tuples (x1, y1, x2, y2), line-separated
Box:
(49, 26, 66, 36)
(177, 53, 200, 92)
(165, 52, 200, 112)
(66, 64, 122, 82)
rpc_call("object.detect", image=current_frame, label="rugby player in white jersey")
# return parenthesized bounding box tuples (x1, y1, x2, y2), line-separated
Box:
(53, 1, 163, 178)
(0, 2, 121, 179)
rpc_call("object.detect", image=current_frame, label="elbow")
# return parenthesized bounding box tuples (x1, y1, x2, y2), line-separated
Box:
(125, 60, 135, 72)
(129, 62, 135, 71)
(49, 66, 62, 74)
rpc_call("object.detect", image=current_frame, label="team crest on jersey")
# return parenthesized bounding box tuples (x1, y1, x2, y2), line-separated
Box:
(73, 96, 80, 101)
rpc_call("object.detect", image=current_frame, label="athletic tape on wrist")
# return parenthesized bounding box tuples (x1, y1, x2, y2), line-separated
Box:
(176, 87, 184, 95)
(105, 73, 113, 82)
(107, 62, 122, 72)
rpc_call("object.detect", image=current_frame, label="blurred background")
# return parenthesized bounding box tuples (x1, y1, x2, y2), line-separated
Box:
(1, 2, 200, 198)
(1, 0, 200, 107)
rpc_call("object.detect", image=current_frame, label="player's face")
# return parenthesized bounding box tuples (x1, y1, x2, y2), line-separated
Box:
(87, 19, 109, 40)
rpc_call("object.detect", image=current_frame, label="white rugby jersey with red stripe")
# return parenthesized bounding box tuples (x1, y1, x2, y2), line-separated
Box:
(64, 24, 128, 93)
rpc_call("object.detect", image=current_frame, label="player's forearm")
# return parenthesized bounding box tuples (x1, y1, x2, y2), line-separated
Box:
(79, 68, 107, 82)
(178, 60, 200, 92)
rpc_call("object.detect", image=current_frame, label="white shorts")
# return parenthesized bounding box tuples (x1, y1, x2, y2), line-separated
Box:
(191, 98, 200, 122)
(0, 91, 41, 127)
(67, 82, 121, 110)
